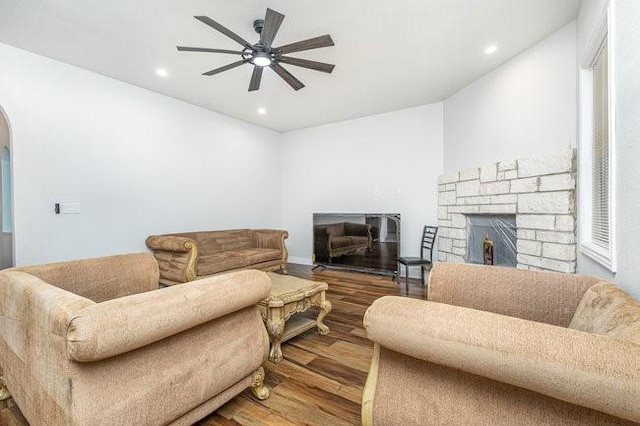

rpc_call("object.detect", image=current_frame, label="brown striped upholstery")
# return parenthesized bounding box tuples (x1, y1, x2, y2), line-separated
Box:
(146, 229, 288, 286)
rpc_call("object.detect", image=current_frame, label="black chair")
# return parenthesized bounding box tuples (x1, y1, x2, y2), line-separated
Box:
(396, 226, 438, 291)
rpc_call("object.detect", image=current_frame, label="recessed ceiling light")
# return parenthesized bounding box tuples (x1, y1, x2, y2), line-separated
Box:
(484, 45, 498, 55)
(156, 68, 169, 77)
(258, 108, 267, 115)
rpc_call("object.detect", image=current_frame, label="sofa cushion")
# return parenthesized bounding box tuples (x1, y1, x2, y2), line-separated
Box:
(236, 248, 282, 265)
(569, 282, 640, 344)
(198, 252, 247, 275)
(193, 230, 253, 254)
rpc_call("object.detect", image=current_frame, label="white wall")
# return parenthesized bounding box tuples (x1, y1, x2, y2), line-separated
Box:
(576, 0, 640, 299)
(281, 103, 444, 265)
(0, 42, 282, 265)
(443, 22, 577, 173)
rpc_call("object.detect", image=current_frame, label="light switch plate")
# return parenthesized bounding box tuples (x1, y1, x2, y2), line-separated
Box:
(61, 202, 81, 214)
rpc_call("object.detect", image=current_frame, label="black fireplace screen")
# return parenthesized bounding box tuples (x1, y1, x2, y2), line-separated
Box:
(467, 215, 516, 267)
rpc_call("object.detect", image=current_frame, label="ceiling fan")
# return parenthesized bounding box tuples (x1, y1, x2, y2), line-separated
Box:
(177, 8, 335, 92)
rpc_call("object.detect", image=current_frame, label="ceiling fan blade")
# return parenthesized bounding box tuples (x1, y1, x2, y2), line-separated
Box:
(194, 16, 252, 49)
(273, 34, 334, 55)
(177, 46, 245, 55)
(277, 56, 335, 73)
(270, 63, 305, 91)
(202, 59, 248, 76)
(259, 8, 285, 48)
(248, 66, 264, 91)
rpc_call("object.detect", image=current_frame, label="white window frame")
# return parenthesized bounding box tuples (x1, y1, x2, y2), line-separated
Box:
(578, 5, 616, 272)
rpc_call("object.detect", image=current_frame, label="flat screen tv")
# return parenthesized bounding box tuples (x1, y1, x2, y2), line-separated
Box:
(312, 213, 400, 275)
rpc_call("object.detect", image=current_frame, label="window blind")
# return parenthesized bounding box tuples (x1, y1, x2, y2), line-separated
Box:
(591, 41, 609, 249)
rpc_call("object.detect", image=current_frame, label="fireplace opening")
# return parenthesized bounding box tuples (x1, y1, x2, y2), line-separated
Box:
(466, 215, 516, 267)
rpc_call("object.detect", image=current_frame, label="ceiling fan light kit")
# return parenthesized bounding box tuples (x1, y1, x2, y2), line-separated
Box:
(251, 51, 272, 67)
(177, 8, 335, 92)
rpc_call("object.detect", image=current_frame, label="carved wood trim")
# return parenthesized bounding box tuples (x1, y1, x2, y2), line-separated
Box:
(280, 232, 289, 274)
(184, 241, 198, 282)
(250, 366, 270, 400)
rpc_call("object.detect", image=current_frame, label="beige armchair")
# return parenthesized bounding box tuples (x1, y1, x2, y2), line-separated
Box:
(0, 253, 271, 426)
(362, 263, 639, 425)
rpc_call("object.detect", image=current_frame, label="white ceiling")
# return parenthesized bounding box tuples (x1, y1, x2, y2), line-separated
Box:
(0, 0, 580, 132)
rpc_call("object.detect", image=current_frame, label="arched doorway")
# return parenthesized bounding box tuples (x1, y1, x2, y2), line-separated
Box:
(0, 107, 14, 269)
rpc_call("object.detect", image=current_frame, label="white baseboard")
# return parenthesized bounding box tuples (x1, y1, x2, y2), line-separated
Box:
(288, 256, 313, 266)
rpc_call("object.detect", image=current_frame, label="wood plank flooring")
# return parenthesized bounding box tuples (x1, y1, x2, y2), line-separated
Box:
(0, 264, 427, 426)
(198, 264, 427, 426)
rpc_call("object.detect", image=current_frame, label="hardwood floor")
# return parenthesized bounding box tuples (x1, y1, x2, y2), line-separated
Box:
(0, 264, 427, 426)
(198, 264, 426, 426)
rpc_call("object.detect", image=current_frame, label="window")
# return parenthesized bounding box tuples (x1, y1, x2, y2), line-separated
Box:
(591, 43, 609, 250)
(579, 7, 616, 272)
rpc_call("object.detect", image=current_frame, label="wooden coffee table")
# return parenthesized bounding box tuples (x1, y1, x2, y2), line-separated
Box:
(259, 273, 332, 363)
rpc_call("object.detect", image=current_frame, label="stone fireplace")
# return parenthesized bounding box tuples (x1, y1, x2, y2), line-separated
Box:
(437, 149, 577, 273)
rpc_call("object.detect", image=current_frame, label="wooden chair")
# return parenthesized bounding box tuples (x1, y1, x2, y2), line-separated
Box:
(396, 226, 438, 291)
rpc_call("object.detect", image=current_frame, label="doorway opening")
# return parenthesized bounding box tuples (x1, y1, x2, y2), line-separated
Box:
(0, 106, 14, 269)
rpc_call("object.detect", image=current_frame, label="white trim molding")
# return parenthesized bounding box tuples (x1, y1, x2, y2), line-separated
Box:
(578, 4, 617, 273)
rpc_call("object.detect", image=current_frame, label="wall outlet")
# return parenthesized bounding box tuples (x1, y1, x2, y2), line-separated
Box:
(61, 202, 81, 214)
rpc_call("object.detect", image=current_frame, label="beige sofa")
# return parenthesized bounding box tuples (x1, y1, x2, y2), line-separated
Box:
(314, 222, 372, 262)
(362, 263, 639, 425)
(0, 253, 271, 426)
(146, 229, 288, 286)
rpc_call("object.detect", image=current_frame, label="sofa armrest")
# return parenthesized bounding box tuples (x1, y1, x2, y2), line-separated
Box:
(364, 296, 639, 423)
(145, 235, 198, 283)
(145, 235, 195, 252)
(344, 223, 371, 237)
(252, 229, 288, 250)
(427, 263, 601, 326)
(252, 230, 288, 269)
(67, 270, 271, 362)
(0, 271, 95, 357)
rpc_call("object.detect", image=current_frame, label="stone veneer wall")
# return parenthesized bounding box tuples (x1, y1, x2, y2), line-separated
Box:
(437, 149, 577, 273)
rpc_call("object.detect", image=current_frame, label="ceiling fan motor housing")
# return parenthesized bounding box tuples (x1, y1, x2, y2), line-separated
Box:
(253, 19, 264, 34)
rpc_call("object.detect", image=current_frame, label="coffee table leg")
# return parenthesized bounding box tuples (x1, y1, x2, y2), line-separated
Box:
(316, 299, 332, 335)
(266, 316, 285, 363)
